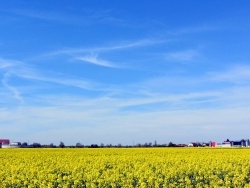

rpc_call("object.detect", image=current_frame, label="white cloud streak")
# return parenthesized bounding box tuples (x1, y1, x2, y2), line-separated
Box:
(76, 53, 117, 68)
(165, 49, 199, 62)
(2, 72, 24, 104)
(0, 56, 110, 92)
(33, 38, 166, 60)
(208, 65, 250, 84)
(169, 24, 219, 35)
(5, 8, 126, 27)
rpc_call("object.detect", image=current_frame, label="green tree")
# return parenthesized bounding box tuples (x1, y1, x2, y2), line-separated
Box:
(59, 141, 65, 148)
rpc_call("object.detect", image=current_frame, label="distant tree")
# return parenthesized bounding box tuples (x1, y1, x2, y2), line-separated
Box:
(33, 142, 41, 148)
(196, 142, 202, 147)
(76, 142, 83, 148)
(100, 143, 105, 148)
(143, 142, 152, 147)
(21, 142, 28, 147)
(117, 143, 122, 147)
(136, 143, 142, 147)
(49, 143, 55, 148)
(168, 142, 175, 147)
(106, 144, 112, 148)
(90, 144, 99, 148)
(154, 140, 157, 147)
(59, 141, 65, 148)
(192, 142, 198, 147)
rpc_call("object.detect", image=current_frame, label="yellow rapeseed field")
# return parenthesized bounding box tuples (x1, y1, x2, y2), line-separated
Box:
(1, 148, 250, 187)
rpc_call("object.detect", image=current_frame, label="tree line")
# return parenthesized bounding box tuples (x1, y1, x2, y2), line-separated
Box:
(19, 141, 186, 148)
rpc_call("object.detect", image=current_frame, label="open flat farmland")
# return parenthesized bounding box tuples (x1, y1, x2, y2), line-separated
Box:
(1, 148, 250, 188)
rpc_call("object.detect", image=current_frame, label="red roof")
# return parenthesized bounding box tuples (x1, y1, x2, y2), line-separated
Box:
(0, 139, 10, 144)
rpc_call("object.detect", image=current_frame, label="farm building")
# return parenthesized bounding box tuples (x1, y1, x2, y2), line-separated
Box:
(0, 139, 10, 148)
(188, 142, 198, 147)
(210, 139, 250, 147)
(231, 139, 250, 147)
(0, 139, 22, 148)
(2, 142, 21, 148)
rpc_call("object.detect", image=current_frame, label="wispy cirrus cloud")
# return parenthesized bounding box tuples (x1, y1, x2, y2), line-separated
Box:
(0, 57, 22, 70)
(208, 65, 250, 84)
(172, 24, 219, 35)
(75, 53, 118, 68)
(7, 9, 67, 22)
(165, 49, 200, 62)
(0, 58, 25, 104)
(2, 72, 24, 104)
(0, 56, 111, 93)
(31, 38, 166, 60)
(25, 37, 167, 73)
(4, 8, 126, 27)
(96, 39, 166, 52)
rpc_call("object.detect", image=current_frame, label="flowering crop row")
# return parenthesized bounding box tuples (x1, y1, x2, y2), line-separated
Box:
(1, 148, 250, 187)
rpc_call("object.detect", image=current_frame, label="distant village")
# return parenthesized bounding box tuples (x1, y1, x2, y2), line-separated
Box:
(1, 138, 250, 148)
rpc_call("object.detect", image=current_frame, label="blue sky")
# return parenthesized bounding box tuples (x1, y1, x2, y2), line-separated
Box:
(1, 1, 250, 145)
